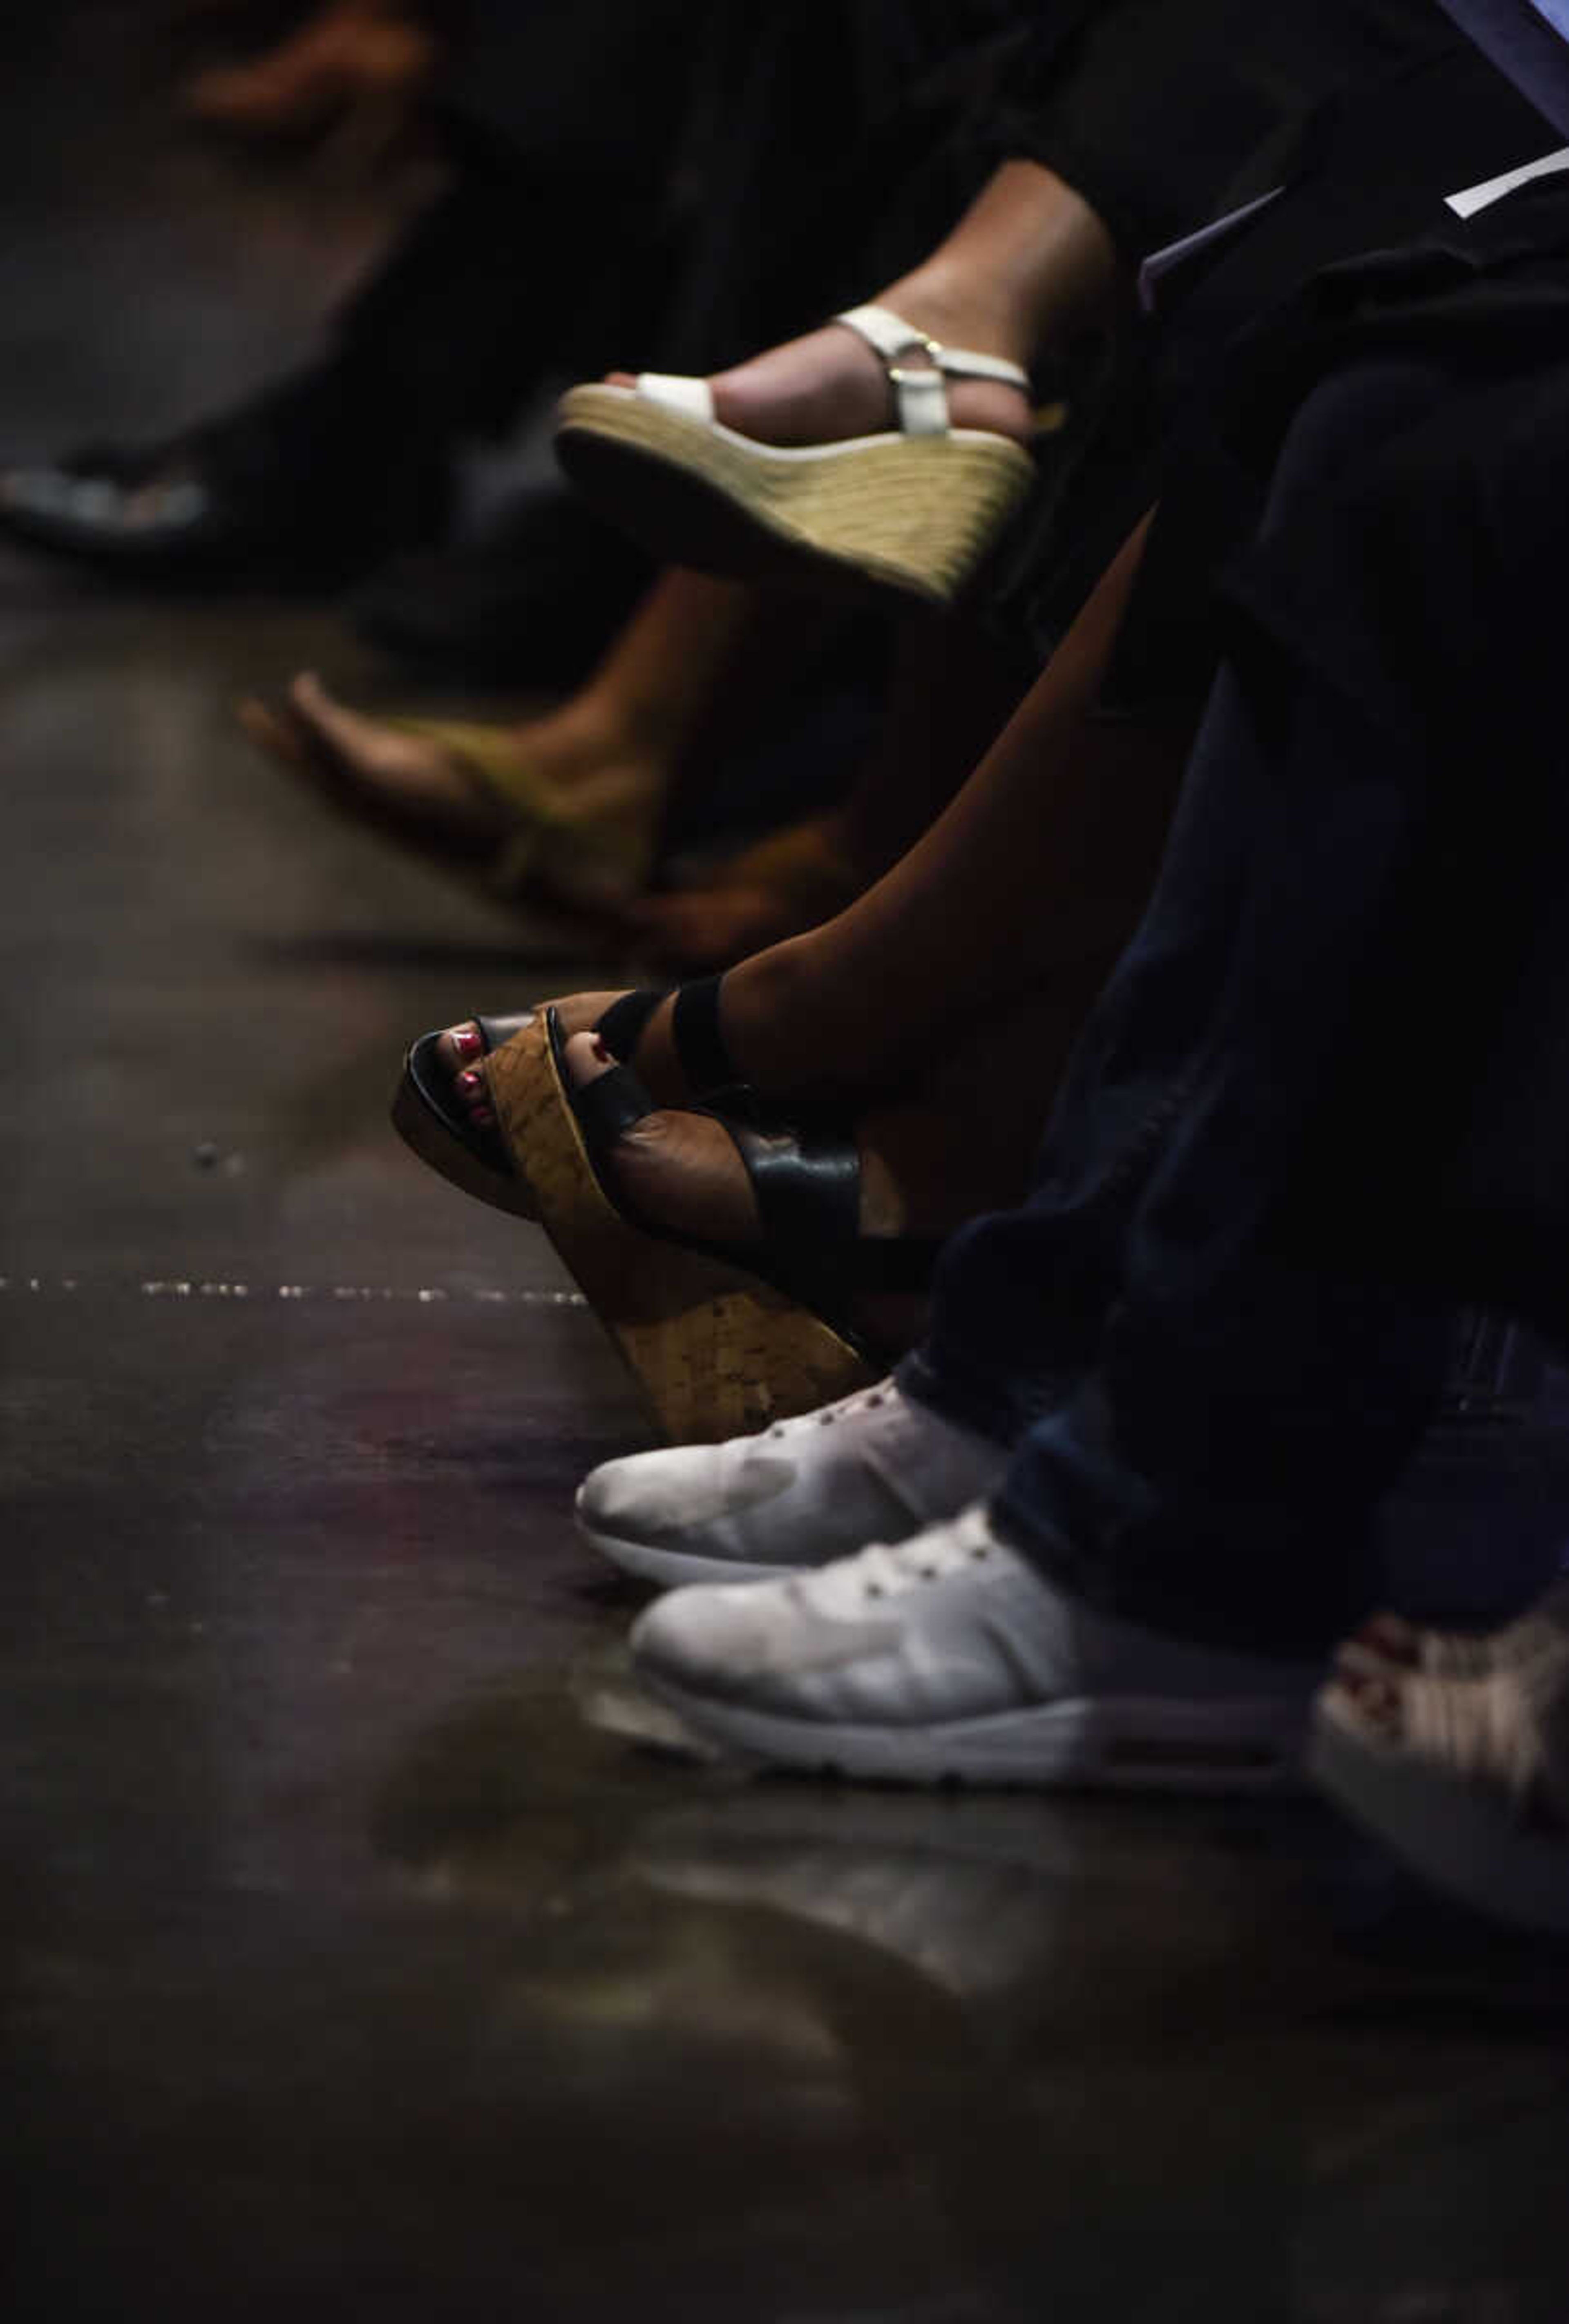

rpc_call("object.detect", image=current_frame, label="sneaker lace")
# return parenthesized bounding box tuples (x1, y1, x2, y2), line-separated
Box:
(764, 1380, 894, 1444)
(849, 1511, 996, 1601)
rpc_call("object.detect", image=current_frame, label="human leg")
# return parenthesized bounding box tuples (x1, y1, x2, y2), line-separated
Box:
(626, 358, 1482, 1775)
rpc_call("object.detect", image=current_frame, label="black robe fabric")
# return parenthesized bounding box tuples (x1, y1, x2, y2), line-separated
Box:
(991, 33, 1557, 669)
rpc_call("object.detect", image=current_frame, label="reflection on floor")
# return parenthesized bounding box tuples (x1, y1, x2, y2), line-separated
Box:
(1, 15, 1566, 2323)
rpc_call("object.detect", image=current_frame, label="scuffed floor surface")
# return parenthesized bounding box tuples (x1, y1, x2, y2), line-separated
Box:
(1, 14, 1567, 2322)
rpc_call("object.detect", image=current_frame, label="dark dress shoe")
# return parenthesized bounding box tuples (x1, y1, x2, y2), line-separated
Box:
(0, 415, 449, 588)
(350, 484, 655, 683)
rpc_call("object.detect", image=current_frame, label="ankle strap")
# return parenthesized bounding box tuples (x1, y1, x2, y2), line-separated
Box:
(671, 974, 740, 1097)
(595, 985, 669, 1065)
(836, 304, 1029, 438)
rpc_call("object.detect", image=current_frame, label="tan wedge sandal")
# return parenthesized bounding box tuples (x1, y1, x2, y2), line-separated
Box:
(476, 1005, 959, 1443)
(555, 304, 1037, 611)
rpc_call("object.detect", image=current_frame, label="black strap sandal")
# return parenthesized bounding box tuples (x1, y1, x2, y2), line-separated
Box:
(473, 1004, 940, 1440)
(391, 1009, 542, 1216)
(392, 974, 770, 1221)
(476, 1009, 934, 1441)
(597, 974, 753, 1108)
(557, 1011, 940, 1347)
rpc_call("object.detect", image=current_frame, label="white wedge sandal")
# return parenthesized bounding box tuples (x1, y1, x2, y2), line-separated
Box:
(554, 304, 1037, 609)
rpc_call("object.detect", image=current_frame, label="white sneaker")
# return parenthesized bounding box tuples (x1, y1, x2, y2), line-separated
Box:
(575, 1377, 1007, 1589)
(629, 1502, 1319, 1789)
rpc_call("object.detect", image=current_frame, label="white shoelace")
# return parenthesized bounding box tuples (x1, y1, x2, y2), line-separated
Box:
(764, 1380, 895, 1443)
(846, 1509, 998, 1603)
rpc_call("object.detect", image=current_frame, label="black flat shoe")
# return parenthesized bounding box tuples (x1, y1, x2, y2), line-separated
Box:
(0, 426, 447, 587)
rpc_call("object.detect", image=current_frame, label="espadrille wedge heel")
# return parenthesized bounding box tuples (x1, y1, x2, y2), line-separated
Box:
(555, 304, 1037, 610)
(481, 1009, 945, 1442)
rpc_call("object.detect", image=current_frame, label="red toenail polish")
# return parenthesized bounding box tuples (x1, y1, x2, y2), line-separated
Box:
(590, 1036, 612, 1063)
(455, 1069, 483, 1096)
(469, 1105, 496, 1127)
(452, 1026, 482, 1061)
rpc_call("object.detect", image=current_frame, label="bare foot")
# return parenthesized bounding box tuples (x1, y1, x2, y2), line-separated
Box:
(186, 0, 436, 136)
(242, 678, 508, 848)
(241, 673, 666, 869)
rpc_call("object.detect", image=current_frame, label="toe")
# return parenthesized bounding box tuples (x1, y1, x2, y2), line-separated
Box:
(437, 1021, 485, 1074)
(237, 697, 305, 765)
(287, 671, 393, 764)
(432, 1021, 496, 1125)
(283, 673, 512, 840)
(562, 1027, 619, 1086)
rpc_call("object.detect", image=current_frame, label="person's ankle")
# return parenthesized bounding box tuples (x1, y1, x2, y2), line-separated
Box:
(877, 262, 1034, 374)
(719, 939, 882, 1098)
(530, 688, 666, 779)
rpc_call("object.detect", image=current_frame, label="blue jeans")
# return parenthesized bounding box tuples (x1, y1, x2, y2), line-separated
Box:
(902, 356, 1555, 1655)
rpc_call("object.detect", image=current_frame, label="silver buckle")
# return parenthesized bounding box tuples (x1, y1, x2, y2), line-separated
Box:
(887, 333, 944, 386)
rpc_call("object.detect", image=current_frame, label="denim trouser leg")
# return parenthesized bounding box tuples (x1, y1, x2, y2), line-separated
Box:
(903, 359, 1462, 1654)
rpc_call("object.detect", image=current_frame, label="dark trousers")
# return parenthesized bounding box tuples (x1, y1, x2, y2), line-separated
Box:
(253, 0, 1029, 483)
(903, 356, 1491, 1657)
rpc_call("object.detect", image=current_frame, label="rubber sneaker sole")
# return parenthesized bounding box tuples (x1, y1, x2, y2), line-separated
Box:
(636, 1670, 1312, 1792)
(574, 1510, 793, 1591)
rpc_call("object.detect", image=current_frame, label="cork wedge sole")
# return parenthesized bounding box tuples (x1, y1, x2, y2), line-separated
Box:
(485, 1014, 876, 1444)
(555, 385, 1035, 610)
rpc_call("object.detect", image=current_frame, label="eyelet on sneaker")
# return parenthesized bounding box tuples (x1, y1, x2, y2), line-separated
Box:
(865, 1583, 885, 1598)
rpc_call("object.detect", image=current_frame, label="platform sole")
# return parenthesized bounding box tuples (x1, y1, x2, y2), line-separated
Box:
(555, 386, 1035, 611)
(1310, 1708, 1569, 1935)
(637, 1671, 1311, 1791)
(485, 1014, 876, 1444)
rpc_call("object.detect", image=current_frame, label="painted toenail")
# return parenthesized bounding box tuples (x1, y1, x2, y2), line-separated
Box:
(469, 1104, 496, 1128)
(451, 1025, 483, 1061)
(455, 1069, 485, 1097)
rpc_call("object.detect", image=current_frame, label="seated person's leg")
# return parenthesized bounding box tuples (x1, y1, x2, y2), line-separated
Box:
(623, 355, 1476, 1782)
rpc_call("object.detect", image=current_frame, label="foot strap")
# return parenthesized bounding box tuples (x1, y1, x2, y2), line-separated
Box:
(595, 978, 746, 1106)
(671, 974, 742, 1098)
(632, 372, 715, 423)
(632, 307, 1028, 440)
(724, 1117, 941, 1311)
(595, 986, 669, 1066)
(558, 1003, 941, 1323)
(835, 305, 1030, 438)
(571, 1058, 659, 1153)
